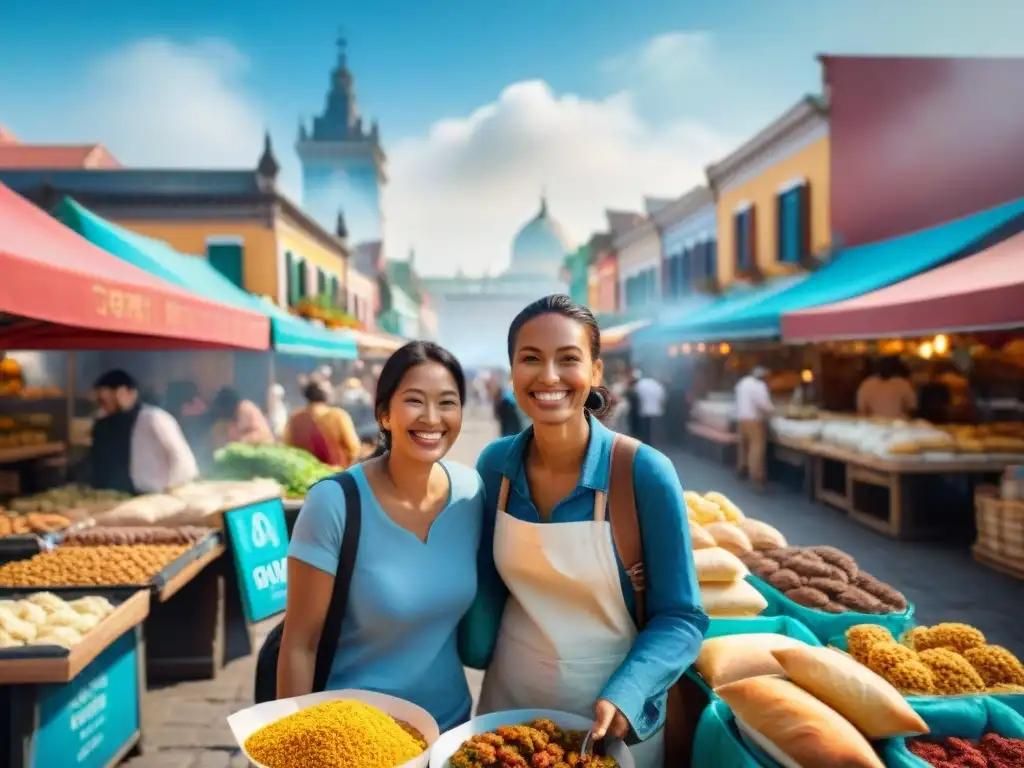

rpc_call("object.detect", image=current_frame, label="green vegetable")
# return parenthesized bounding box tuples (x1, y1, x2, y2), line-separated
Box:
(213, 443, 335, 497)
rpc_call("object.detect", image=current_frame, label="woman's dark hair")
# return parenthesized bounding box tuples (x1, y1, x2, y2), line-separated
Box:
(369, 341, 466, 459)
(210, 387, 241, 420)
(303, 381, 329, 404)
(877, 356, 906, 381)
(506, 294, 612, 419)
(93, 369, 137, 392)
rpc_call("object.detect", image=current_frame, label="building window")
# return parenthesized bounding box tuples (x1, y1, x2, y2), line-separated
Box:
(316, 268, 327, 297)
(778, 182, 810, 264)
(285, 252, 306, 306)
(206, 239, 244, 289)
(706, 239, 718, 282)
(734, 206, 755, 271)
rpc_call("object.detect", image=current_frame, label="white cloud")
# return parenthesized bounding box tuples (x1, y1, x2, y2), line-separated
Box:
(71, 38, 270, 174)
(386, 78, 731, 277)
(603, 31, 713, 92)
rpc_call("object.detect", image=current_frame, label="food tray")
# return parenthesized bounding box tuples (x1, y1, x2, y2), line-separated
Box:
(0, 517, 96, 563)
(0, 588, 150, 683)
(228, 689, 439, 768)
(430, 708, 635, 768)
(0, 532, 224, 598)
(746, 574, 915, 644)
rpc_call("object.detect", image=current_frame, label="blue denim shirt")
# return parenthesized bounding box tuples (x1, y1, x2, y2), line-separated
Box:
(459, 415, 708, 740)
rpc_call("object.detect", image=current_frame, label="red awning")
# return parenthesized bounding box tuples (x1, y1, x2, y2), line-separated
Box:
(783, 232, 1024, 341)
(0, 183, 270, 350)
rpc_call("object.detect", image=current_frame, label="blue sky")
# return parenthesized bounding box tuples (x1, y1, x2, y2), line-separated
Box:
(3, 0, 1023, 275)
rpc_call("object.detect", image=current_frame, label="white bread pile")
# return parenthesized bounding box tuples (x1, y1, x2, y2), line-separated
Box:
(686, 491, 787, 618)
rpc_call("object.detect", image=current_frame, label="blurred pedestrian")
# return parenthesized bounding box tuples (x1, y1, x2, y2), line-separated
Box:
(209, 386, 275, 450)
(634, 370, 666, 445)
(735, 365, 774, 490)
(284, 381, 361, 468)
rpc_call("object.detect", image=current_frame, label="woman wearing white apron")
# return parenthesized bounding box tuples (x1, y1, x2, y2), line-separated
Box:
(460, 295, 709, 768)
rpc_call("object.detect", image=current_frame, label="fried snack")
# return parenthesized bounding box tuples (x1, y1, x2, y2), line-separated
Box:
(962, 645, 1024, 688)
(906, 623, 986, 654)
(806, 577, 849, 598)
(917, 648, 986, 695)
(854, 573, 907, 611)
(821, 602, 848, 614)
(782, 553, 834, 580)
(836, 587, 885, 615)
(866, 642, 936, 695)
(703, 492, 745, 523)
(810, 546, 859, 580)
(846, 624, 894, 665)
(0, 544, 190, 587)
(451, 718, 617, 768)
(0, 513, 72, 537)
(64, 526, 209, 547)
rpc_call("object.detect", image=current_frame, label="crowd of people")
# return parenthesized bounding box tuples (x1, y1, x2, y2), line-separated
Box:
(84, 367, 380, 495)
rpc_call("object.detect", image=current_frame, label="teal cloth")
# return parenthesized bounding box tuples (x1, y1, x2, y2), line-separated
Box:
(691, 699, 773, 768)
(57, 198, 358, 359)
(882, 696, 1024, 767)
(746, 574, 915, 644)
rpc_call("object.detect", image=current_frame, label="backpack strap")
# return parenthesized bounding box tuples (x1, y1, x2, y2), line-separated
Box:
(607, 434, 646, 628)
(312, 471, 362, 692)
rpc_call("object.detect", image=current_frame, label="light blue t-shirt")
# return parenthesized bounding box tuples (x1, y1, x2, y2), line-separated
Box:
(289, 461, 483, 730)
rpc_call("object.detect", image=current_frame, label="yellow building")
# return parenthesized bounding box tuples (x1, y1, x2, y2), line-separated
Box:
(705, 95, 830, 287)
(15, 135, 350, 311)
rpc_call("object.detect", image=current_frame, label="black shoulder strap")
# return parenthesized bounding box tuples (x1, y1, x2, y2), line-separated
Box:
(312, 471, 361, 692)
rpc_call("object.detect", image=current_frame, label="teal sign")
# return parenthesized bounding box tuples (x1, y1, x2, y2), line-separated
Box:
(33, 631, 140, 768)
(225, 498, 289, 622)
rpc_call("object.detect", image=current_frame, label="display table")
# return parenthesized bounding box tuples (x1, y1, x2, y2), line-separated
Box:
(0, 590, 150, 768)
(797, 440, 1017, 539)
(686, 421, 738, 464)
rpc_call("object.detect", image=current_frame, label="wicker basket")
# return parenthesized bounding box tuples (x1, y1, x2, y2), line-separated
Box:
(974, 486, 1024, 575)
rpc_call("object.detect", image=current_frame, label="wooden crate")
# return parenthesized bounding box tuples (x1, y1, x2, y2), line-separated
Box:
(973, 486, 1024, 578)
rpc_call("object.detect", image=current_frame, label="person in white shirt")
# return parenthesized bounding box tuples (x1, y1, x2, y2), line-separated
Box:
(734, 366, 774, 489)
(634, 372, 667, 445)
(91, 370, 198, 494)
(857, 357, 917, 421)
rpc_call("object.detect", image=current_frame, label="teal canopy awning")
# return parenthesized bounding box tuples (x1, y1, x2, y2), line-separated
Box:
(57, 199, 357, 359)
(634, 274, 807, 344)
(669, 196, 1024, 342)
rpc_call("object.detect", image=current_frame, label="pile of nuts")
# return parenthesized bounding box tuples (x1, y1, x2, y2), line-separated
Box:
(0, 544, 191, 587)
(63, 526, 209, 547)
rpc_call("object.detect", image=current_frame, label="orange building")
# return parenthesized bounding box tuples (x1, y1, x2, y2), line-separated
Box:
(705, 96, 831, 287)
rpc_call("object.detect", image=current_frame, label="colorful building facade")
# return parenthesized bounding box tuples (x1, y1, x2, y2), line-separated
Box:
(614, 202, 663, 315)
(0, 137, 351, 321)
(654, 185, 717, 299)
(706, 95, 831, 287)
(823, 55, 1024, 247)
(297, 36, 386, 247)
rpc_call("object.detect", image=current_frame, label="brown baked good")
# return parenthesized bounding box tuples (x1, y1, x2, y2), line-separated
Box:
(821, 601, 848, 614)
(807, 577, 849, 598)
(853, 573, 907, 611)
(811, 546, 859, 580)
(784, 553, 834, 580)
(768, 569, 803, 592)
(786, 586, 830, 609)
(754, 559, 780, 578)
(838, 586, 885, 614)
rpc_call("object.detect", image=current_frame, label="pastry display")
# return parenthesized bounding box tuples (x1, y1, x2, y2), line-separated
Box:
(6, 485, 129, 516)
(0, 591, 115, 649)
(62, 526, 210, 547)
(742, 546, 908, 615)
(0, 544, 191, 587)
(845, 623, 1024, 695)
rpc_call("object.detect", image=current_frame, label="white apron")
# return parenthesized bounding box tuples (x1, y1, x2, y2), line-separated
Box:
(478, 479, 665, 768)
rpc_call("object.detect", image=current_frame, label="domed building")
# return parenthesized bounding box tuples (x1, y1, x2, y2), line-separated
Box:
(506, 197, 573, 278)
(420, 195, 575, 367)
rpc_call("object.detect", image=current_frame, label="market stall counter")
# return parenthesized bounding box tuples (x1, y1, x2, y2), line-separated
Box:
(0, 589, 150, 768)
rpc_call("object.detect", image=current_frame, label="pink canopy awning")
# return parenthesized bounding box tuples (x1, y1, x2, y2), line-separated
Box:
(783, 231, 1024, 341)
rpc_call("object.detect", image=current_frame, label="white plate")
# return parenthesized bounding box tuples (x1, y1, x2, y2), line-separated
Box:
(227, 688, 439, 768)
(429, 708, 634, 768)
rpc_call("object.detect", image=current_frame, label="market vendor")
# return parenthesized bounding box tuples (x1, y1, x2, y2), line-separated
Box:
(462, 295, 708, 768)
(209, 386, 275, 450)
(857, 356, 917, 420)
(90, 369, 199, 494)
(283, 381, 361, 468)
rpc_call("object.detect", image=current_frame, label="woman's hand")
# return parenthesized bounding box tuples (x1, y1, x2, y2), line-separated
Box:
(592, 699, 630, 741)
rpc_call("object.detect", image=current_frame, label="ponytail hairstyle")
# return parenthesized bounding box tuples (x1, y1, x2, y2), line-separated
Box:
(368, 341, 467, 459)
(506, 294, 612, 419)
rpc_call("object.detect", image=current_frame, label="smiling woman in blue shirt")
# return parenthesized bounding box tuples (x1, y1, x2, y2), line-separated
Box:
(460, 294, 708, 768)
(280, 341, 484, 731)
